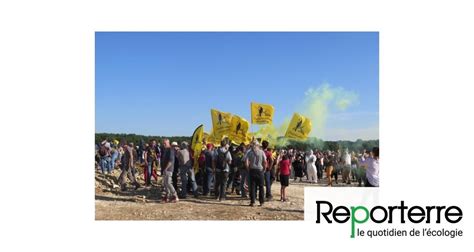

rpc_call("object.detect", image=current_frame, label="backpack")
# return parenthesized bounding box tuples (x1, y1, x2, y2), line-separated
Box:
(216, 149, 229, 170)
(99, 145, 108, 157)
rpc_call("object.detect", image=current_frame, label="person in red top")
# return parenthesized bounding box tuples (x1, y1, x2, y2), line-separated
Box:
(279, 154, 291, 202)
(262, 140, 274, 200)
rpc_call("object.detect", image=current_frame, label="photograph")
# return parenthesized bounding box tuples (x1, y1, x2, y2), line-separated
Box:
(95, 32, 380, 220)
(3, 1, 472, 251)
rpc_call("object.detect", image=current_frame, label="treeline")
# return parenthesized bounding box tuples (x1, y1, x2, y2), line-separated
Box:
(95, 133, 378, 152)
(283, 138, 379, 152)
(95, 133, 191, 147)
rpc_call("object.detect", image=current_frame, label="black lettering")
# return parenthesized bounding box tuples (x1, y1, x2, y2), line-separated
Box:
(445, 206, 463, 223)
(387, 205, 397, 223)
(333, 206, 350, 223)
(370, 206, 388, 223)
(408, 206, 425, 223)
(435, 206, 446, 223)
(399, 201, 408, 223)
(425, 206, 435, 223)
(316, 201, 333, 223)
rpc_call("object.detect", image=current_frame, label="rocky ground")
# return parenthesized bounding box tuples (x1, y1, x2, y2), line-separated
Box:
(95, 167, 359, 220)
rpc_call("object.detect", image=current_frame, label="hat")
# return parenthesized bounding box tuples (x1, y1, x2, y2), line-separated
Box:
(206, 143, 213, 149)
(171, 141, 178, 147)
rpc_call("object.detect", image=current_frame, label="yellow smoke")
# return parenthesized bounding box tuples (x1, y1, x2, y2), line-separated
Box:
(300, 83, 358, 138)
(253, 83, 358, 146)
(253, 118, 290, 147)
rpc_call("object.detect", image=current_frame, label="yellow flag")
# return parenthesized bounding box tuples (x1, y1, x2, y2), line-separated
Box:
(207, 129, 221, 146)
(191, 124, 204, 150)
(229, 115, 250, 145)
(251, 102, 274, 124)
(203, 132, 210, 143)
(285, 113, 312, 140)
(191, 124, 204, 172)
(245, 132, 252, 145)
(211, 109, 232, 139)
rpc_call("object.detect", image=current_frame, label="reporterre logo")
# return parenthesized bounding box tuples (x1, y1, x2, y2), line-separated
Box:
(315, 200, 463, 238)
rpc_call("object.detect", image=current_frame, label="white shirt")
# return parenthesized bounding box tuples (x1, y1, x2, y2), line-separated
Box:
(306, 154, 316, 169)
(343, 152, 351, 165)
(360, 157, 379, 187)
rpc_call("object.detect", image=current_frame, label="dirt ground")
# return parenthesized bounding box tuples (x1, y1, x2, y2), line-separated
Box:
(95, 169, 357, 221)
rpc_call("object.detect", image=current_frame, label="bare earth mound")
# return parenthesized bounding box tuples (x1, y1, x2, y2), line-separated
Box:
(95, 170, 354, 220)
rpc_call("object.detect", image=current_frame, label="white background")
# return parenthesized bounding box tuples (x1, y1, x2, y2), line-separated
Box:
(0, 0, 473, 251)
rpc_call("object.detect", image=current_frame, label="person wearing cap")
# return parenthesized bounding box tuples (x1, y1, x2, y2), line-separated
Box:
(177, 141, 198, 198)
(160, 139, 179, 203)
(244, 140, 267, 207)
(118, 142, 141, 191)
(213, 139, 232, 201)
(202, 143, 215, 196)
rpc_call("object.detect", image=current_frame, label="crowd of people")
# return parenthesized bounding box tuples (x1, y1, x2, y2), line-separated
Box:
(95, 138, 379, 206)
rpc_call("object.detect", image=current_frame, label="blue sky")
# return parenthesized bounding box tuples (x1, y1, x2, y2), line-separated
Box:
(96, 32, 378, 140)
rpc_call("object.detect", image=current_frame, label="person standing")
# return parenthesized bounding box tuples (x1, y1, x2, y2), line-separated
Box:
(130, 143, 140, 178)
(244, 140, 267, 207)
(305, 150, 317, 184)
(161, 139, 179, 203)
(118, 142, 140, 191)
(237, 144, 248, 198)
(279, 154, 291, 202)
(342, 149, 352, 184)
(98, 140, 111, 174)
(325, 151, 335, 186)
(213, 139, 232, 201)
(171, 142, 180, 191)
(232, 144, 245, 197)
(137, 140, 144, 164)
(315, 150, 323, 180)
(359, 147, 379, 187)
(110, 144, 119, 172)
(144, 140, 158, 186)
(177, 141, 198, 198)
(227, 145, 240, 194)
(262, 140, 274, 200)
(292, 152, 304, 182)
(351, 152, 363, 186)
(202, 143, 215, 196)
